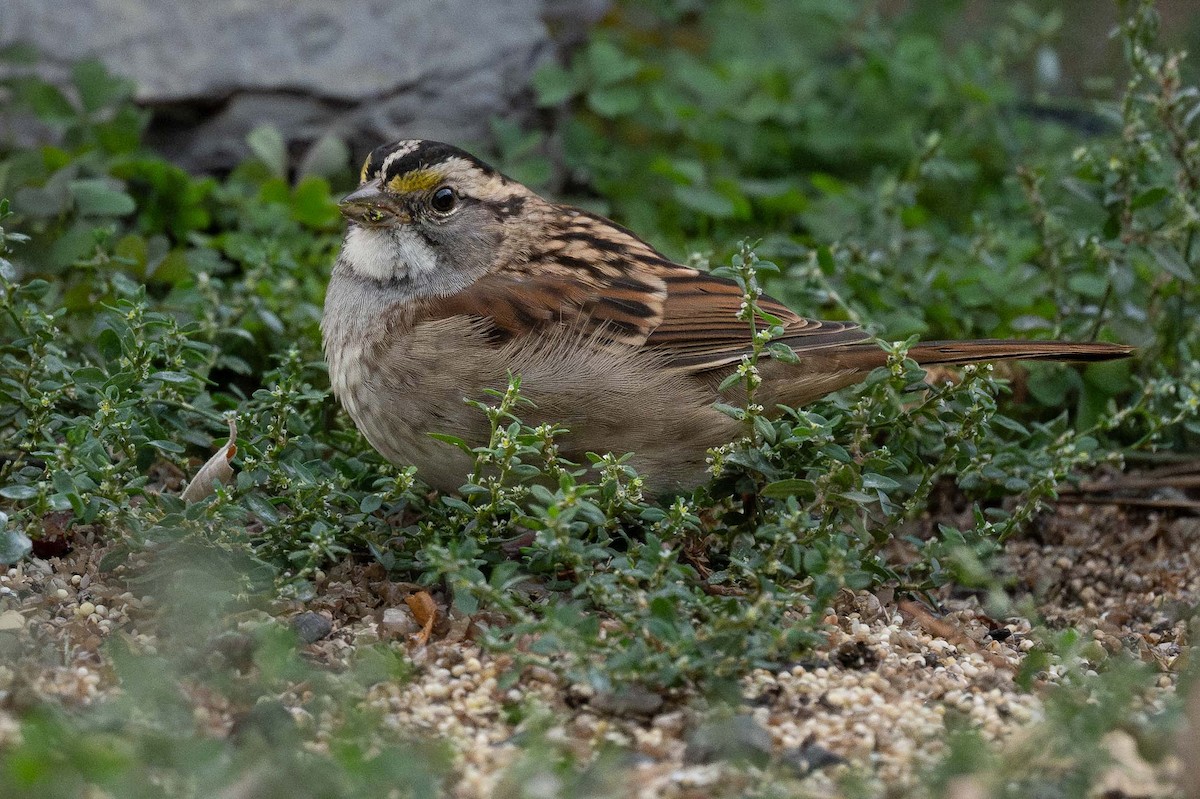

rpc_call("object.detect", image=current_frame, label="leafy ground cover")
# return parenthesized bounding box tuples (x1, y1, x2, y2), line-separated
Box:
(0, 0, 1198, 796)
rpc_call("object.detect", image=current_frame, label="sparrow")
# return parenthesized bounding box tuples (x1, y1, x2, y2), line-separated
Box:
(321, 139, 1133, 493)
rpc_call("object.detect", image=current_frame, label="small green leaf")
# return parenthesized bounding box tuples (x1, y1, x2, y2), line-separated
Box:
(587, 85, 641, 117)
(96, 329, 124, 363)
(1083, 357, 1132, 395)
(672, 184, 736, 218)
(72, 366, 107, 385)
(72, 60, 134, 113)
(290, 176, 338, 228)
(149, 370, 194, 384)
(442, 496, 474, 513)
(17, 79, 75, 122)
(767, 342, 801, 364)
(753, 414, 776, 444)
(428, 433, 473, 455)
(712, 402, 745, 420)
(1147, 244, 1193, 282)
(70, 178, 136, 217)
(992, 415, 1029, 435)
(820, 443, 851, 463)
(0, 526, 32, 565)
(1027, 366, 1070, 406)
(1130, 186, 1169, 210)
(297, 135, 350, 180)
(533, 64, 578, 106)
(1067, 273, 1109, 298)
(14, 168, 74, 218)
(0, 485, 39, 500)
(585, 40, 641, 86)
(718, 372, 743, 391)
(862, 473, 901, 491)
(761, 478, 811, 499)
(247, 125, 288, 178)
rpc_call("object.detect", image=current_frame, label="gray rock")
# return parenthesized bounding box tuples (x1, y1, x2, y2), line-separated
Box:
(229, 699, 298, 745)
(379, 606, 420, 639)
(781, 741, 845, 776)
(1, 0, 609, 169)
(589, 684, 665, 717)
(683, 714, 774, 767)
(292, 610, 332, 643)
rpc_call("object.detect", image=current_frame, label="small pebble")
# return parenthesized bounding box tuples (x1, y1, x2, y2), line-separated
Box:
(0, 610, 25, 631)
(292, 611, 333, 644)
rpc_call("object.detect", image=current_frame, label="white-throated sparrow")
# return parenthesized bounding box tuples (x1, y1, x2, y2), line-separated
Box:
(321, 139, 1132, 492)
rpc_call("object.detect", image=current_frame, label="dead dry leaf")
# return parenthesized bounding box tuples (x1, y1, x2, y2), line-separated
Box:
(899, 599, 1014, 670)
(182, 417, 237, 504)
(405, 590, 437, 646)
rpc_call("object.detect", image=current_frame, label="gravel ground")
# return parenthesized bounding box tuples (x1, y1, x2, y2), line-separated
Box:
(0, 501, 1193, 796)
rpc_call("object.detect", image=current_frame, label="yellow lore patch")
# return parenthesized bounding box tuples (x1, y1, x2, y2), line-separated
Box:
(387, 169, 441, 194)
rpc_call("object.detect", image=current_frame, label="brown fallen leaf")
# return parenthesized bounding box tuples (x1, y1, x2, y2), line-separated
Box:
(182, 417, 238, 504)
(404, 590, 437, 646)
(899, 599, 1014, 670)
(898, 599, 957, 640)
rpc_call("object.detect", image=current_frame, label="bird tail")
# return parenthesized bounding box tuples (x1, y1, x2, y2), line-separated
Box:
(900, 339, 1135, 366)
(824, 339, 1135, 376)
(811, 339, 1134, 375)
(757, 339, 1133, 409)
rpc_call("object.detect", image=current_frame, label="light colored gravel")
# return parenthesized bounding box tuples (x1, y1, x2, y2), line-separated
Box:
(0, 501, 1192, 796)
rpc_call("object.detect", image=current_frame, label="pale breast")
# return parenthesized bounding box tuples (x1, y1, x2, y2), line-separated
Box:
(324, 282, 488, 491)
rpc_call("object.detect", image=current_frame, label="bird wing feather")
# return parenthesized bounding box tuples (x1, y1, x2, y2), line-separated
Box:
(413, 251, 871, 374)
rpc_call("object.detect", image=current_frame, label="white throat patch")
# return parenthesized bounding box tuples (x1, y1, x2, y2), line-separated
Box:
(341, 226, 438, 284)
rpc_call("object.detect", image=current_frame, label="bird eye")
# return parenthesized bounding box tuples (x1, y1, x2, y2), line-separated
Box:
(430, 186, 456, 214)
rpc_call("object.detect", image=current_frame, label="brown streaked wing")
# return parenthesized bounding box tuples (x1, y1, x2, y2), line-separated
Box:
(414, 269, 668, 347)
(546, 208, 874, 369)
(647, 270, 871, 372)
(414, 256, 869, 373)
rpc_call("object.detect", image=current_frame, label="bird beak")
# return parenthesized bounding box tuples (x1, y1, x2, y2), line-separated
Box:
(339, 181, 409, 226)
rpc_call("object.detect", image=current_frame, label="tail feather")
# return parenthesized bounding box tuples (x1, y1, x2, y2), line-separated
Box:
(756, 339, 1133, 409)
(812, 338, 1134, 377)
(904, 339, 1135, 366)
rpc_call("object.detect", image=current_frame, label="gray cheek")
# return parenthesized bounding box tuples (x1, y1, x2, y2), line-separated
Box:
(423, 208, 502, 278)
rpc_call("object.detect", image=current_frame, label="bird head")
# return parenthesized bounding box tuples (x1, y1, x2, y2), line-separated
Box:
(337, 139, 531, 296)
